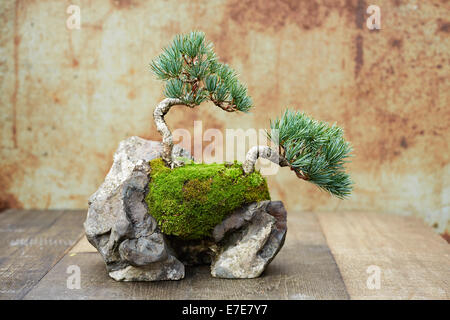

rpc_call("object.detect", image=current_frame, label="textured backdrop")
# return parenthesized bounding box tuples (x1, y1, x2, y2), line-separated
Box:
(0, 0, 449, 238)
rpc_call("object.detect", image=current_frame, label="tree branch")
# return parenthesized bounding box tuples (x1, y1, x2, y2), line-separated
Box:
(242, 146, 290, 174)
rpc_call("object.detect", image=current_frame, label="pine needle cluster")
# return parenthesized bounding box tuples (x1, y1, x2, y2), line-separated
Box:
(268, 109, 353, 198)
(150, 31, 252, 112)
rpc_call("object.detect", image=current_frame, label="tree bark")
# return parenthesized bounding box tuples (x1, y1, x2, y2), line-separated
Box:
(153, 98, 186, 168)
(242, 146, 289, 174)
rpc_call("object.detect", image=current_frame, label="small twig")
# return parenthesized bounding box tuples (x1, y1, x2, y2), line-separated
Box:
(182, 54, 190, 66)
(290, 166, 309, 180)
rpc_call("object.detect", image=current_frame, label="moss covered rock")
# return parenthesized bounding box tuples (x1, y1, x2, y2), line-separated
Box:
(145, 159, 271, 239)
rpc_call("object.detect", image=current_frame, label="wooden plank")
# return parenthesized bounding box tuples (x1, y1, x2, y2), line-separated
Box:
(24, 212, 349, 300)
(0, 210, 86, 299)
(69, 235, 96, 254)
(316, 211, 450, 299)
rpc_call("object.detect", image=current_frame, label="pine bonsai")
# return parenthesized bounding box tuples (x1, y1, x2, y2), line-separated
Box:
(149, 31, 353, 238)
(151, 31, 252, 168)
(84, 31, 355, 281)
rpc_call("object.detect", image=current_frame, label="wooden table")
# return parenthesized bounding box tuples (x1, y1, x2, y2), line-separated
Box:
(0, 209, 448, 300)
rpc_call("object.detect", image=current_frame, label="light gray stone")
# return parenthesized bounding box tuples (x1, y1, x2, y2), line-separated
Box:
(84, 136, 189, 281)
(109, 256, 184, 281)
(211, 201, 287, 279)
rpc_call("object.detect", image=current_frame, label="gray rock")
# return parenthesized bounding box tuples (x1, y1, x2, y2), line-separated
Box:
(119, 234, 168, 267)
(109, 255, 184, 281)
(211, 201, 287, 279)
(85, 136, 287, 281)
(84, 136, 189, 281)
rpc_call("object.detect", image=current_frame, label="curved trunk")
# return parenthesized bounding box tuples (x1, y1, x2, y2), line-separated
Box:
(153, 98, 186, 168)
(242, 146, 289, 174)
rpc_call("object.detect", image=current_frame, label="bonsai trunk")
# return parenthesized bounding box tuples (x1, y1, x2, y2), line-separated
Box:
(153, 98, 187, 168)
(242, 146, 289, 174)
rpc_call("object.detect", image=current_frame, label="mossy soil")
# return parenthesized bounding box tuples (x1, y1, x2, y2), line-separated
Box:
(145, 159, 270, 239)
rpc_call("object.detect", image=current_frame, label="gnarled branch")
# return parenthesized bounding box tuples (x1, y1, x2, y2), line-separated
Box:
(153, 98, 188, 168)
(242, 146, 289, 174)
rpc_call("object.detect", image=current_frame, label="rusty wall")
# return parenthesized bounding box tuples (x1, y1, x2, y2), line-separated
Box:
(0, 0, 449, 237)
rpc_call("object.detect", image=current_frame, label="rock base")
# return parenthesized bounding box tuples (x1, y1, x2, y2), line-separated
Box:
(84, 136, 287, 281)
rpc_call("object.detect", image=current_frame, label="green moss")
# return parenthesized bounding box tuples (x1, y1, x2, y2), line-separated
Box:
(145, 159, 271, 239)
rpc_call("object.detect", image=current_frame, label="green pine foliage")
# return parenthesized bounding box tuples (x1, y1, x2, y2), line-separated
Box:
(150, 31, 252, 112)
(150, 31, 354, 200)
(268, 109, 353, 199)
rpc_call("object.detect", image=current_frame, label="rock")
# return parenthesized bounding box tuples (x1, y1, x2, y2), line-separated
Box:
(85, 136, 287, 281)
(84, 136, 190, 281)
(109, 256, 184, 281)
(211, 201, 287, 279)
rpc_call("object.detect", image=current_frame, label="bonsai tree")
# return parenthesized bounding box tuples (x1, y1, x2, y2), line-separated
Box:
(249, 109, 354, 199)
(148, 31, 353, 239)
(151, 31, 353, 198)
(84, 31, 354, 282)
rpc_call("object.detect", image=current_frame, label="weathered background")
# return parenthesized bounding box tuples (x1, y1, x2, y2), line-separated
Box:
(0, 0, 449, 239)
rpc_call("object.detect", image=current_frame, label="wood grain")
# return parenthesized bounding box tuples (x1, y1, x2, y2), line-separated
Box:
(69, 235, 96, 254)
(316, 211, 450, 299)
(4, 209, 448, 300)
(0, 209, 85, 299)
(24, 213, 349, 300)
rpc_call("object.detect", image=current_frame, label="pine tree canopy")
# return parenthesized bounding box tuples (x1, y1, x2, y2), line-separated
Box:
(151, 32, 353, 198)
(150, 31, 253, 112)
(268, 109, 353, 199)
